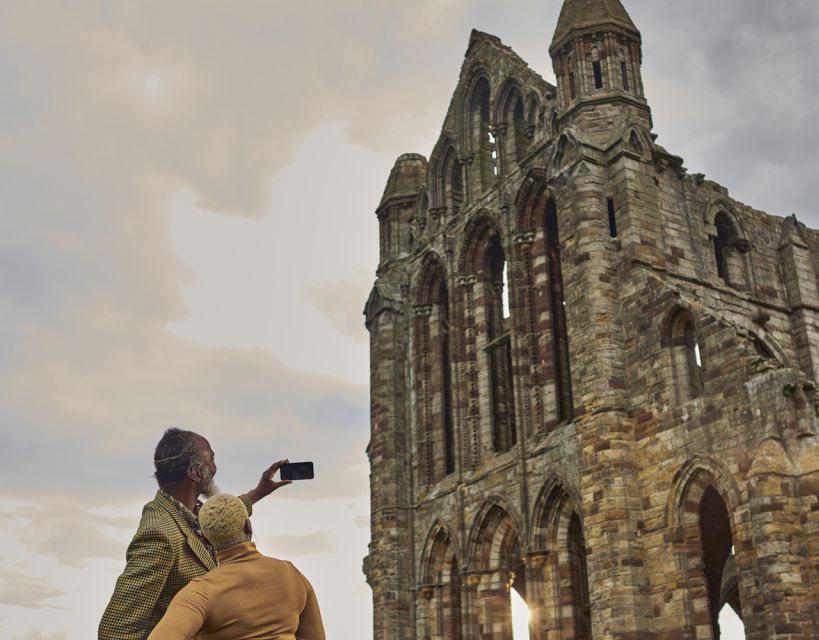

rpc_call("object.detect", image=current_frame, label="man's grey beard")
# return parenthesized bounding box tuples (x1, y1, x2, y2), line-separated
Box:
(199, 469, 220, 499)
(201, 480, 220, 499)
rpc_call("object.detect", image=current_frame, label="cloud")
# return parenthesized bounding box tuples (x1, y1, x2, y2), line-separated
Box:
(265, 531, 336, 557)
(0, 498, 133, 567)
(0, 567, 65, 609)
(634, 0, 819, 222)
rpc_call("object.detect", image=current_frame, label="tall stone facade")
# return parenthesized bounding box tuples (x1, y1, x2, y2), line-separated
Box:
(363, 1, 819, 638)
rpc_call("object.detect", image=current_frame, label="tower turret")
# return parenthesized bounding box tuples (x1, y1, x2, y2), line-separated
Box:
(550, 0, 646, 116)
(376, 153, 427, 266)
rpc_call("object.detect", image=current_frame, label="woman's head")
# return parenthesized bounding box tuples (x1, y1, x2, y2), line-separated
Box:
(199, 494, 251, 551)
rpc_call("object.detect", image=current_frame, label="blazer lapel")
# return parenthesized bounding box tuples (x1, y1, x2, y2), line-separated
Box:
(154, 492, 217, 571)
(185, 530, 217, 571)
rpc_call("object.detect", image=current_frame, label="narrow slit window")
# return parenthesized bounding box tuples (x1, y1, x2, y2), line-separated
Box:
(569, 72, 576, 99)
(607, 198, 617, 238)
(621, 61, 630, 91)
(592, 61, 603, 89)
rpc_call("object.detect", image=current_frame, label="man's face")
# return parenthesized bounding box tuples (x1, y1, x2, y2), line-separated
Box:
(194, 437, 219, 498)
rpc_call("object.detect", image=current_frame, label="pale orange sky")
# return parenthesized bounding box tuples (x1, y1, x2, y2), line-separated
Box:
(1, 1, 817, 639)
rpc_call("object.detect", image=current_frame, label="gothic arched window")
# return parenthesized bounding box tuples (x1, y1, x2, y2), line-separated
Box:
(668, 308, 703, 401)
(713, 211, 748, 289)
(467, 76, 496, 191)
(545, 199, 573, 422)
(484, 233, 516, 452)
(414, 257, 456, 484)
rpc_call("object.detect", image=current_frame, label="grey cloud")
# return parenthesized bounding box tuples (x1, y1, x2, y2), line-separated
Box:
(265, 531, 336, 557)
(632, 0, 819, 223)
(0, 328, 370, 500)
(0, 567, 65, 609)
(0, 498, 133, 567)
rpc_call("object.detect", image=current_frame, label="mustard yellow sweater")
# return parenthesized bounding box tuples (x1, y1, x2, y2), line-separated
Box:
(147, 541, 325, 640)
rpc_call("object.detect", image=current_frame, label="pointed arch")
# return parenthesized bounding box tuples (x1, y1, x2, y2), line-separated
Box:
(669, 460, 745, 638)
(527, 92, 542, 138)
(662, 305, 703, 402)
(494, 77, 528, 170)
(459, 214, 516, 453)
(705, 201, 751, 290)
(413, 253, 456, 484)
(529, 478, 591, 639)
(464, 498, 525, 639)
(418, 522, 462, 639)
(465, 73, 497, 192)
(625, 127, 648, 158)
(429, 135, 463, 215)
(513, 177, 573, 430)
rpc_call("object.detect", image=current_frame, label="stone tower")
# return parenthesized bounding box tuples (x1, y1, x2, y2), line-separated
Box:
(364, 1, 819, 638)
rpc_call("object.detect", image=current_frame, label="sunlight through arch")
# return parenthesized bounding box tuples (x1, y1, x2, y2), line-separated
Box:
(511, 587, 530, 639)
(718, 604, 745, 639)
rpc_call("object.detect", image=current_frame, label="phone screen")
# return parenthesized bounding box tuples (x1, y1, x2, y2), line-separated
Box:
(280, 461, 314, 481)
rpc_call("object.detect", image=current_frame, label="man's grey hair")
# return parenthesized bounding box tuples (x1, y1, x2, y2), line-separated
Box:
(153, 428, 205, 490)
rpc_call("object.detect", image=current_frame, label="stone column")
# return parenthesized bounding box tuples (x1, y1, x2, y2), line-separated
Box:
(365, 284, 415, 640)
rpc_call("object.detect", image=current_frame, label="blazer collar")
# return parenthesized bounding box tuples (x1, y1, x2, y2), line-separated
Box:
(154, 491, 217, 570)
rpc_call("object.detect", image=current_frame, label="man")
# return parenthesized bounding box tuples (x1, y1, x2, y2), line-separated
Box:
(148, 494, 325, 640)
(99, 428, 291, 640)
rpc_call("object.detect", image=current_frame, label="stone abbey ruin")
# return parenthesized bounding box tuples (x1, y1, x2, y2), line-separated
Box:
(363, 0, 819, 638)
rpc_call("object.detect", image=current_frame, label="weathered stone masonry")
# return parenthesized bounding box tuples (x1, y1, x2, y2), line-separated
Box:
(363, 1, 819, 638)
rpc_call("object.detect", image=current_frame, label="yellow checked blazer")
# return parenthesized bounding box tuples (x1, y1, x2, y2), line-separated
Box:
(98, 491, 252, 640)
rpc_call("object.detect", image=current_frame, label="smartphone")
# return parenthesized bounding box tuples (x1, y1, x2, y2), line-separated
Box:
(280, 461, 314, 481)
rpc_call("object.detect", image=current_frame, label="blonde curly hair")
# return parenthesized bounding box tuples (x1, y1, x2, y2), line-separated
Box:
(199, 494, 249, 551)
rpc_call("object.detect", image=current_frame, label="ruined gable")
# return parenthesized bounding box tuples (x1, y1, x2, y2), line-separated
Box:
(366, 1, 819, 638)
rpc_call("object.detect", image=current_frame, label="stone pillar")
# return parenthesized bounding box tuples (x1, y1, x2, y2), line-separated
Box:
(556, 160, 650, 639)
(779, 216, 819, 383)
(746, 440, 814, 639)
(365, 283, 415, 640)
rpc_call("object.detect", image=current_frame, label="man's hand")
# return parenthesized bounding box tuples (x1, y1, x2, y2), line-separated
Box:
(245, 459, 292, 504)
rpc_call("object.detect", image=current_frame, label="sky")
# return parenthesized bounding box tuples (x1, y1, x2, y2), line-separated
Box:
(1, 1, 818, 638)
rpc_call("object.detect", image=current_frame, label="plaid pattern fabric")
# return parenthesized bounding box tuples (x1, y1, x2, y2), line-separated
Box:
(99, 491, 253, 640)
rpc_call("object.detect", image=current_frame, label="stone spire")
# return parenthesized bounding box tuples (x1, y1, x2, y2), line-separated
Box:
(550, 0, 639, 52)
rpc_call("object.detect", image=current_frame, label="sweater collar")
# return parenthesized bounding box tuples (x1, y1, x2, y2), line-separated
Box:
(216, 540, 259, 564)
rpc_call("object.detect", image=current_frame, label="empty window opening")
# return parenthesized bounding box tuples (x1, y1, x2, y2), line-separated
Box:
(670, 310, 702, 400)
(469, 77, 495, 189)
(546, 199, 573, 422)
(568, 512, 592, 639)
(527, 96, 539, 138)
(414, 264, 456, 484)
(718, 605, 746, 639)
(569, 72, 576, 99)
(510, 587, 530, 640)
(607, 197, 617, 237)
(713, 212, 746, 289)
(489, 130, 499, 176)
(485, 233, 516, 452)
(700, 487, 742, 638)
(621, 61, 630, 91)
(592, 61, 603, 89)
(439, 146, 463, 214)
(439, 279, 455, 475)
(502, 262, 511, 319)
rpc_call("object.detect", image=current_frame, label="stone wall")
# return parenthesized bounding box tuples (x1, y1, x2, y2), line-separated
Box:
(365, 6, 819, 639)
